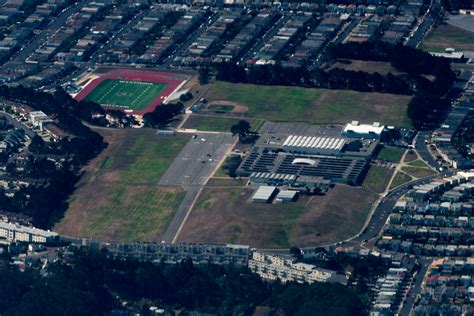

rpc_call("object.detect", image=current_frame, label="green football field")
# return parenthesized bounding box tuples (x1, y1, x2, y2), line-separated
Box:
(84, 79, 168, 110)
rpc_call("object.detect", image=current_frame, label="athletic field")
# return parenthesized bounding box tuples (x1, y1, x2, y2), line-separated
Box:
(84, 79, 167, 111)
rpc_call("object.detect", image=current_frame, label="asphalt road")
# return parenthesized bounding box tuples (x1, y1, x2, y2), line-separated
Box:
(299, 170, 456, 254)
(159, 132, 234, 187)
(168, 12, 220, 68)
(161, 187, 200, 243)
(89, 9, 149, 62)
(355, 170, 454, 246)
(415, 131, 440, 169)
(12, 2, 87, 63)
(399, 258, 431, 316)
(159, 132, 235, 243)
(0, 111, 36, 138)
(239, 14, 288, 65)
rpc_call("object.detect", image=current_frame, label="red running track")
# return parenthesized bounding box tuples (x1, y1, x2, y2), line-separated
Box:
(74, 69, 186, 115)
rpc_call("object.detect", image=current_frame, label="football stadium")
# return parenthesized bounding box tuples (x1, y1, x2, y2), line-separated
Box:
(74, 69, 188, 115)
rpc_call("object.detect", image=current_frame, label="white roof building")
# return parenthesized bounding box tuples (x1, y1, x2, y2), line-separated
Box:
(252, 186, 277, 203)
(0, 221, 58, 243)
(342, 121, 385, 140)
(248, 251, 347, 285)
(275, 190, 298, 203)
(283, 135, 345, 155)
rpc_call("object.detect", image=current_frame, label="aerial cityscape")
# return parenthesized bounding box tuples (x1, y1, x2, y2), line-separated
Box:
(0, 0, 473, 314)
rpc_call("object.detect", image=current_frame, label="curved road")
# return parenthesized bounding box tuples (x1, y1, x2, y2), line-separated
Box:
(281, 170, 457, 256)
(415, 131, 440, 169)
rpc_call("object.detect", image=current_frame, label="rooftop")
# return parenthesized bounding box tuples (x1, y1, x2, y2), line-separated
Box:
(342, 121, 385, 136)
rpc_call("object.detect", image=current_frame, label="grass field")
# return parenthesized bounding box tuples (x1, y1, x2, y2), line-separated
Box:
(401, 166, 436, 178)
(377, 146, 405, 163)
(182, 114, 264, 132)
(177, 185, 378, 248)
(205, 82, 412, 128)
(84, 79, 167, 110)
(362, 166, 394, 193)
(55, 129, 189, 242)
(407, 160, 430, 168)
(420, 24, 474, 52)
(389, 172, 412, 190)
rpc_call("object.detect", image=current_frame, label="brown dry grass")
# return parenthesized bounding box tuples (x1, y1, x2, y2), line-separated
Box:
(177, 185, 378, 248)
(331, 60, 402, 75)
(404, 150, 418, 163)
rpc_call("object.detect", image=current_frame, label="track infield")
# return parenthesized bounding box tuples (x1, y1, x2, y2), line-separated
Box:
(83, 79, 167, 111)
(75, 69, 188, 115)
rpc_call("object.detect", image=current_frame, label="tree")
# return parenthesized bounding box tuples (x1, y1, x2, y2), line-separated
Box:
(143, 102, 184, 128)
(290, 247, 303, 260)
(28, 135, 46, 154)
(198, 67, 210, 85)
(221, 155, 242, 178)
(230, 120, 251, 140)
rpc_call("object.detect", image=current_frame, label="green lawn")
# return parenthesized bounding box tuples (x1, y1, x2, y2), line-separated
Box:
(420, 24, 474, 52)
(389, 172, 412, 190)
(83, 186, 186, 241)
(120, 134, 188, 183)
(271, 205, 305, 248)
(401, 166, 436, 178)
(183, 114, 264, 132)
(205, 81, 412, 127)
(84, 79, 167, 110)
(407, 160, 430, 168)
(362, 166, 394, 193)
(377, 146, 405, 163)
(56, 130, 189, 242)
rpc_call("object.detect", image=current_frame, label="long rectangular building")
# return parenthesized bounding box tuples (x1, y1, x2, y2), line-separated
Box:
(283, 135, 345, 155)
(0, 221, 58, 243)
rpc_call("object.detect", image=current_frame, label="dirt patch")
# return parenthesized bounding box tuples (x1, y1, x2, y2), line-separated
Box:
(404, 150, 418, 163)
(331, 60, 402, 75)
(207, 100, 248, 113)
(177, 185, 378, 248)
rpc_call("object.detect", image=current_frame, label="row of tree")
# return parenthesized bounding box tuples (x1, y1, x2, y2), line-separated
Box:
(0, 85, 107, 228)
(0, 247, 367, 315)
(213, 41, 456, 130)
(215, 62, 415, 95)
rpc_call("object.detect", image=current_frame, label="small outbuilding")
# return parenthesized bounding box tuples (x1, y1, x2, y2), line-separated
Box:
(252, 186, 277, 203)
(275, 190, 298, 203)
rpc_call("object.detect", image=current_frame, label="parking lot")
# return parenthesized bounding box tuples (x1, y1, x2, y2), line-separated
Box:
(159, 132, 235, 188)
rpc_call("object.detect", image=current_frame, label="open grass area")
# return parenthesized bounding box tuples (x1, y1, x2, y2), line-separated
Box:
(401, 166, 436, 178)
(420, 23, 474, 52)
(407, 159, 430, 168)
(389, 172, 413, 190)
(205, 82, 412, 128)
(177, 185, 378, 248)
(182, 114, 264, 132)
(377, 146, 405, 163)
(84, 79, 167, 110)
(331, 60, 401, 75)
(362, 166, 394, 193)
(55, 128, 189, 242)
